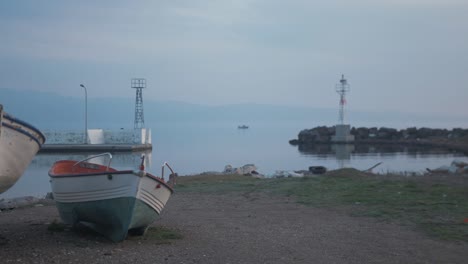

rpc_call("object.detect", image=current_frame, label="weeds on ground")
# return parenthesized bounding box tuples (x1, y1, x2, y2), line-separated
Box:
(176, 174, 258, 193)
(47, 219, 66, 232)
(129, 226, 183, 244)
(178, 170, 468, 242)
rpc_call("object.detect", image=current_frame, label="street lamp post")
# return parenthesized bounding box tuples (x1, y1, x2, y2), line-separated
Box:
(79, 84, 88, 144)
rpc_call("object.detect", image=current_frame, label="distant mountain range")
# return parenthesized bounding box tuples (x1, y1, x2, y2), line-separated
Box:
(1, 88, 466, 130)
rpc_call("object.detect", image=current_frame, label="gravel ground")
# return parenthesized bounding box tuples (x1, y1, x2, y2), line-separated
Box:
(0, 192, 466, 264)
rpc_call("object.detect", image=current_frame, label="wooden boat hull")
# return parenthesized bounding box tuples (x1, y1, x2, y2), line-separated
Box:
(49, 161, 174, 242)
(0, 106, 45, 194)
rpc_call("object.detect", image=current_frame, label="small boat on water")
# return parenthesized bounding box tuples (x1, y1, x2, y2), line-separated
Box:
(49, 153, 176, 242)
(238, 125, 249, 129)
(0, 104, 45, 194)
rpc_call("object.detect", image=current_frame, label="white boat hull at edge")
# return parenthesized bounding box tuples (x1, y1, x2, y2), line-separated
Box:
(0, 106, 45, 194)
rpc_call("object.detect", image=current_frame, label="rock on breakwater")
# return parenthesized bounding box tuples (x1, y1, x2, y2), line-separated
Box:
(289, 126, 468, 153)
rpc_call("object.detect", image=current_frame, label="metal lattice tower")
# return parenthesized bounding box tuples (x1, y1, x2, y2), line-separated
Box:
(132, 78, 146, 129)
(335, 74, 350, 125)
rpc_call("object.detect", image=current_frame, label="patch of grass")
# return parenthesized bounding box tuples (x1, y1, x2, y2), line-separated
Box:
(176, 174, 259, 193)
(270, 172, 468, 242)
(131, 226, 182, 244)
(47, 220, 66, 232)
(178, 170, 468, 242)
(127, 226, 182, 243)
(420, 222, 468, 241)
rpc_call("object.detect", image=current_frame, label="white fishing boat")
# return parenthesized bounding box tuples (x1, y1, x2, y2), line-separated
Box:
(49, 153, 176, 242)
(0, 105, 46, 194)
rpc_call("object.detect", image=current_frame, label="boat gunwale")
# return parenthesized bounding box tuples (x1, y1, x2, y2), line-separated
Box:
(144, 172, 175, 193)
(48, 169, 136, 178)
(2, 113, 46, 147)
(48, 162, 174, 193)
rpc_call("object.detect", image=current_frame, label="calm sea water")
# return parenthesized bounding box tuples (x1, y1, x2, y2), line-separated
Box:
(2, 120, 466, 198)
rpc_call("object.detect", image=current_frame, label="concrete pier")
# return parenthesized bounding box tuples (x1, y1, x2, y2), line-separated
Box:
(41, 128, 152, 153)
(40, 143, 152, 153)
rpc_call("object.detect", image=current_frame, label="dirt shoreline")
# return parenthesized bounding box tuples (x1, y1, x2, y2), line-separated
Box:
(1, 192, 467, 264)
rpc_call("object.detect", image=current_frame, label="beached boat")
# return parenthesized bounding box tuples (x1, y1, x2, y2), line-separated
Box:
(49, 153, 176, 242)
(0, 105, 46, 194)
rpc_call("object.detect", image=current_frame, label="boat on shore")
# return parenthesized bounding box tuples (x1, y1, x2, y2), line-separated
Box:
(48, 153, 176, 242)
(0, 104, 46, 194)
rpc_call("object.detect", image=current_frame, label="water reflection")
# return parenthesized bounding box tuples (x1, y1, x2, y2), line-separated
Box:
(1, 151, 152, 199)
(297, 144, 463, 170)
(331, 144, 355, 168)
(298, 143, 456, 155)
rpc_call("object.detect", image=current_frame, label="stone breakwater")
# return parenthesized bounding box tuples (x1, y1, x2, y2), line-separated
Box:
(289, 126, 468, 153)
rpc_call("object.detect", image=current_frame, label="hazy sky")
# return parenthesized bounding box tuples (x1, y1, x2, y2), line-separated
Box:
(1, 0, 467, 116)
